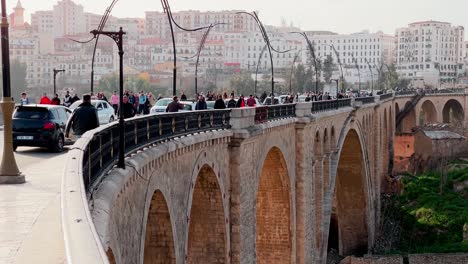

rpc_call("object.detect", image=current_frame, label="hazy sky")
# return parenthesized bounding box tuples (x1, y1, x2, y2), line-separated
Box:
(9, 0, 468, 36)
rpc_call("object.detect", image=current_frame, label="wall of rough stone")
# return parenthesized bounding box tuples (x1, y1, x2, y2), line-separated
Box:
(87, 100, 398, 264)
(408, 253, 468, 264)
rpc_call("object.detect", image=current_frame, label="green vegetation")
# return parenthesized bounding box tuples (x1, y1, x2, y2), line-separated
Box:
(380, 163, 468, 254)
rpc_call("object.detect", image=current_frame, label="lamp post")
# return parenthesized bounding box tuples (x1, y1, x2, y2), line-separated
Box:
(53, 69, 66, 95)
(365, 58, 374, 95)
(193, 23, 223, 96)
(91, 27, 126, 169)
(291, 32, 320, 94)
(237, 11, 290, 96)
(351, 54, 361, 91)
(330, 79, 339, 98)
(0, 0, 23, 184)
(322, 43, 344, 93)
(289, 49, 303, 93)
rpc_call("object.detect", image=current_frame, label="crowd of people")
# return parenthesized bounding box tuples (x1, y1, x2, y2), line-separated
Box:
(20, 88, 373, 117)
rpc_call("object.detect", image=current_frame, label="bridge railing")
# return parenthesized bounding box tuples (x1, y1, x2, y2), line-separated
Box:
(395, 90, 416, 96)
(355, 96, 375, 105)
(425, 88, 465, 95)
(82, 110, 231, 192)
(379, 93, 394, 101)
(255, 104, 296, 123)
(311, 99, 352, 113)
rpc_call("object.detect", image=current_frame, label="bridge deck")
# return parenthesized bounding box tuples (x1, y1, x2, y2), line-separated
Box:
(0, 132, 66, 264)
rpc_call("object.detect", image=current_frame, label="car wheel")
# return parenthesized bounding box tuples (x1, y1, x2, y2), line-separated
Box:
(50, 135, 64, 153)
(109, 116, 114, 123)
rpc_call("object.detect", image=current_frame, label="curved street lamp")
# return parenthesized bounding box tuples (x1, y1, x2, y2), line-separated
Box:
(289, 49, 303, 93)
(182, 22, 225, 96)
(351, 53, 361, 91)
(160, 0, 211, 96)
(365, 58, 374, 95)
(321, 43, 344, 93)
(237, 11, 293, 96)
(290, 32, 320, 94)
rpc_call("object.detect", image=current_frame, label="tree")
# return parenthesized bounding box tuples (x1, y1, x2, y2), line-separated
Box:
(97, 73, 119, 94)
(229, 72, 255, 96)
(323, 54, 335, 84)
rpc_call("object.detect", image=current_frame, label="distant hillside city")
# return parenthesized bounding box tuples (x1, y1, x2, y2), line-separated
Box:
(5, 0, 468, 101)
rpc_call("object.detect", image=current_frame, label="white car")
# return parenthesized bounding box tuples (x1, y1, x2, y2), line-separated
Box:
(151, 99, 196, 114)
(69, 100, 116, 125)
(150, 98, 173, 114)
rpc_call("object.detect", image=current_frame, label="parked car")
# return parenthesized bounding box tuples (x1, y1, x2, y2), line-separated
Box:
(150, 98, 173, 114)
(69, 100, 116, 125)
(262, 97, 281, 105)
(13, 105, 72, 152)
(206, 100, 216, 109)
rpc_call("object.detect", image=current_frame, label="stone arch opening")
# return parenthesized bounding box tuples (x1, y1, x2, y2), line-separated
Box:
(400, 101, 416, 133)
(442, 99, 464, 126)
(143, 190, 176, 264)
(331, 127, 336, 150)
(256, 147, 291, 263)
(187, 165, 226, 263)
(328, 129, 368, 257)
(420, 100, 437, 125)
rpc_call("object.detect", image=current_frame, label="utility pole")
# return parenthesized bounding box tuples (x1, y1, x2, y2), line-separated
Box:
(0, 0, 24, 184)
(91, 27, 126, 169)
(53, 69, 66, 95)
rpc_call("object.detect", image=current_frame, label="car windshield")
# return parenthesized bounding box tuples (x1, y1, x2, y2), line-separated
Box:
(155, 99, 172, 106)
(14, 107, 49, 120)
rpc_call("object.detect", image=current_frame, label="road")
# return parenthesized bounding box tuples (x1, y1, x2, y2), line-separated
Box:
(0, 131, 67, 264)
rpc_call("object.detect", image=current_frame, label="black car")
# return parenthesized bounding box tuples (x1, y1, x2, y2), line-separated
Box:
(13, 105, 72, 152)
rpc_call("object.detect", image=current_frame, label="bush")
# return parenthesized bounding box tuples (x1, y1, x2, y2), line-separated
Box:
(378, 165, 468, 254)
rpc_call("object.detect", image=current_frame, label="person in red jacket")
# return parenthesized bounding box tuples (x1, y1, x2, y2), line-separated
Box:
(39, 93, 52, 104)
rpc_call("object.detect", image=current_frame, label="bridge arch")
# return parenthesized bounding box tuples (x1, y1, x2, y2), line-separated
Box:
(420, 100, 438, 125)
(186, 165, 227, 263)
(256, 146, 292, 263)
(143, 190, 176, 264)
(442, 99, 464, 126)
(328, 128, 370, 257)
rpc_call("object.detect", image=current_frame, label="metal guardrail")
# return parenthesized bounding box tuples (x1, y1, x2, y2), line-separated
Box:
(395, 90, 416, 96)
(425, 88, 465, 94)
(311, 99, 352, 113)
(355, 96, 375, 105)
(82, 110, 231, 192)
(255, 104, 296, 124)
(379, 93, 394, 101)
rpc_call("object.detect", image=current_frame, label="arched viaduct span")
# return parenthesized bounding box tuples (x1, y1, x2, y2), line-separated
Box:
(62, 92, 467, 264)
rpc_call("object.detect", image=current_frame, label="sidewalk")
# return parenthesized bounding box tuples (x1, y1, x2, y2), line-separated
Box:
(0, 146, 67, 264)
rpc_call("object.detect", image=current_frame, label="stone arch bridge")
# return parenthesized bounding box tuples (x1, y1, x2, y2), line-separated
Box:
(61, 91, 468, 264)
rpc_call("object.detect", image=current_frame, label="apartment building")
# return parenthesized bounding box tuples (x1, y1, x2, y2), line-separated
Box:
(395, 21, 465, 87)
(305, 30, 395, 85)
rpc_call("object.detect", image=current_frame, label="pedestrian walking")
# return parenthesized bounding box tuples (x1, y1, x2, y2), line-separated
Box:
(195, 95, 207, 110)
(110, 91, 119, 115)
(166, 96, 184, 112)
(65, 94, 99, 139)
(119, 95, 136, 119)
(214, 95, 226, 109)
